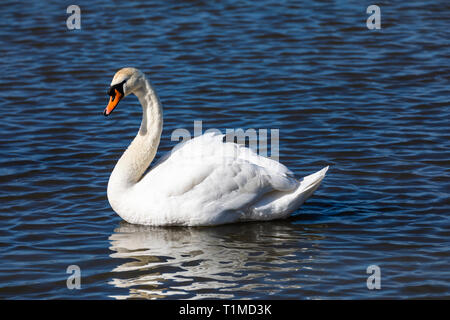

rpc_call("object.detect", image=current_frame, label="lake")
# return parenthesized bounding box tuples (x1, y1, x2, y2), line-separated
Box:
(0, 0, 449, 299)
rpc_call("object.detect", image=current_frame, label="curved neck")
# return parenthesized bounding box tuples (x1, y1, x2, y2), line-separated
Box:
(108, 77, 163, 197)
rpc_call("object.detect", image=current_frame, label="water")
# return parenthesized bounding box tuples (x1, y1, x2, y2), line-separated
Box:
(0, 0, 449, 299)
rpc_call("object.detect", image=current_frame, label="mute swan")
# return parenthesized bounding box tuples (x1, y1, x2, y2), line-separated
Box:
(104, 67, 328, 226)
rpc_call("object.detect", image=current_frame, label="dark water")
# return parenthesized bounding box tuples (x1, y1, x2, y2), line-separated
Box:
(0, 0, 449, 299)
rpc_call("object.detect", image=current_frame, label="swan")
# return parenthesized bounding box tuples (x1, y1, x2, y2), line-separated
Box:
(104, 67, 328, 226)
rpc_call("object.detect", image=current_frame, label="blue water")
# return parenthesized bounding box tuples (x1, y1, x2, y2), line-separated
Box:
(0, 0, 449, 299)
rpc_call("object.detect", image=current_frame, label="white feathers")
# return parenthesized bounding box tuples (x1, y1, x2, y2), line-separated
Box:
(123, 132, 327, 226)
(106, 68, 328, 226)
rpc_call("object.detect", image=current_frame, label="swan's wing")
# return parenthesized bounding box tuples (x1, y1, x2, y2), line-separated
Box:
(139, 132, 298, 221)
(153, 131, 293, 176)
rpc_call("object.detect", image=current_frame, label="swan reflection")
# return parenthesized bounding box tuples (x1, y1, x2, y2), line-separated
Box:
(108, 220, 325, 299)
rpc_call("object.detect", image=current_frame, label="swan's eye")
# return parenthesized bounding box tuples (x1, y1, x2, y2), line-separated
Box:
(107, 87, 115, 97)
(107, 80, 126, 97)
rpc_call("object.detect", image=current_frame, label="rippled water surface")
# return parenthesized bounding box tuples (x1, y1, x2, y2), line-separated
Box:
(0, 0, 449, 299)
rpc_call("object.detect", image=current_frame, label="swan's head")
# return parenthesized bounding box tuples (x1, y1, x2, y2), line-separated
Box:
(104, 67, 144, 116)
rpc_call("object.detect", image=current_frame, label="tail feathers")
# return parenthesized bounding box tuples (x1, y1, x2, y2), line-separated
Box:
(298, 166, 329, 193)
(249, 166, 329, 220)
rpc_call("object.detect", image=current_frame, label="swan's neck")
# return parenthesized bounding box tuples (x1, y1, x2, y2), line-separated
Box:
(108, 77, 163, 200)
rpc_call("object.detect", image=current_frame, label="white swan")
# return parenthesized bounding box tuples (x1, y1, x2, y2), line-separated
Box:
(104, 67, 328, 226)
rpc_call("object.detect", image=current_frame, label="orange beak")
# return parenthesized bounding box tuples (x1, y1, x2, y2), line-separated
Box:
(104, 89, 123, 116)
